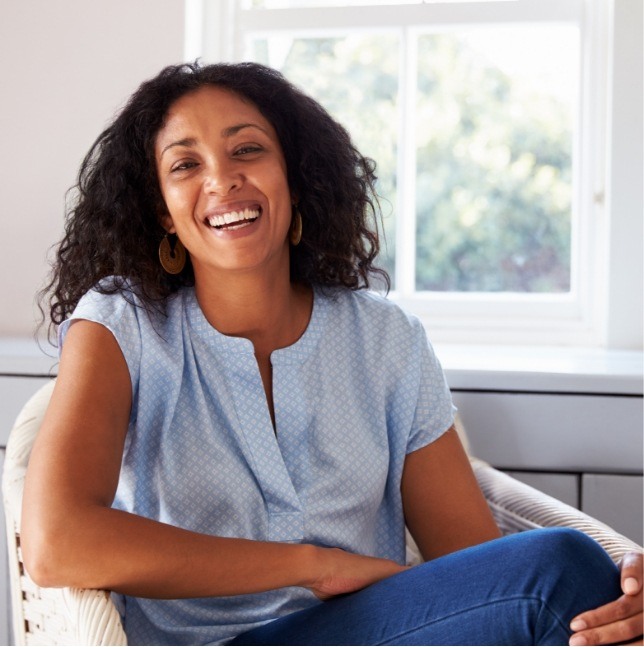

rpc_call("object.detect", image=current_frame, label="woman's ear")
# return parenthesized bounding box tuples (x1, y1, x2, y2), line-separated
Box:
(160, 212, 176, 234)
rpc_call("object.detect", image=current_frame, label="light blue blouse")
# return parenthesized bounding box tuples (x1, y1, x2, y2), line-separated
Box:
(60, 283, 455, 645)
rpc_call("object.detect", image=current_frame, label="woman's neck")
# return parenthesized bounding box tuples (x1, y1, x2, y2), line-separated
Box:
(193, 269, 313, 358)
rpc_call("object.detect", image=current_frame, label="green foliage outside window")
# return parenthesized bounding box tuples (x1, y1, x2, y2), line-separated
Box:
(252, 27, 572, 293)
(415, 33, 572, 292)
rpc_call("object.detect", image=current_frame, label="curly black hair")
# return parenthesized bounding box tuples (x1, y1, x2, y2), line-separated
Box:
(41, 61, 389, 338)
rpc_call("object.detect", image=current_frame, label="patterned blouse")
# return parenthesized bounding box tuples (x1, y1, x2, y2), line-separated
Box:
(60, 282, 455, 645)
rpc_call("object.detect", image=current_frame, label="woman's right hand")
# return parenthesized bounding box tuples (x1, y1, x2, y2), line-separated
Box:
(308, 547, 408, 600)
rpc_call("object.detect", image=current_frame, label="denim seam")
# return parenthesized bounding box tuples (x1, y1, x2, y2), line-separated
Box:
(373, 594, 569, 646)
(536, 596, 574, 641)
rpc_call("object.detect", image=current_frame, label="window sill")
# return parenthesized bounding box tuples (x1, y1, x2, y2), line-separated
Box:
(436, 344, 643, 395)
(1, 338, 642, 397)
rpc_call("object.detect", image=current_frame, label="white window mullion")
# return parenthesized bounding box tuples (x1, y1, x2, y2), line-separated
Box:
(395, 26, 417, 296)
(190, 0, 238, 63)
(184, 0, 205, 62)
(574, 0, 609, 343)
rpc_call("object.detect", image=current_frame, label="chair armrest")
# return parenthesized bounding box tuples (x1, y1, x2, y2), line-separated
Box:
(63, 588, 127, 646)
(471, 457, 642, 563)
(3, 379, 126, 645)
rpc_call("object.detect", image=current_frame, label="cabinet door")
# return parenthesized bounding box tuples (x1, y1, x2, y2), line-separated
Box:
(504, 471, 579, 508)
(452, 391, 643, 472)
(582, 474, 643, 545)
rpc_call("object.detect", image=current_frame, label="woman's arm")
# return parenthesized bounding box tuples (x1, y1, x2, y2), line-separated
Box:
(21, 320, 404, 599)
(402, 427, 643, 645)
(401, 426, 501, 560)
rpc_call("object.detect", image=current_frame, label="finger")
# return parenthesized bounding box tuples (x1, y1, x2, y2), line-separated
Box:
(620, 552, 644, 596)
(569, 613, 643, 646)
(571, 592, 642, 630)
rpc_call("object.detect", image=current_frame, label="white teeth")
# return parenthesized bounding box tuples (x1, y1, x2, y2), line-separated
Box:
(207, 208, 260, 228)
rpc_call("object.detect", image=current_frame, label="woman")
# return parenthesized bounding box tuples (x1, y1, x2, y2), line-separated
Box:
(23, 61, 642, 646)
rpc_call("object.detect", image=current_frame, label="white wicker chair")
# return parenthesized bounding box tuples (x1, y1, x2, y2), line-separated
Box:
(2, 380, 127, 646)
(3, 380, 642, 646)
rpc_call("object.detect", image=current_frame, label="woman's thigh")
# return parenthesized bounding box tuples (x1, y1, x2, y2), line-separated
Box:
(230, 528, 621, 646)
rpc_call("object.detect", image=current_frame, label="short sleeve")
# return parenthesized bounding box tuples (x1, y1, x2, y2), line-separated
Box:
(406, 321, 456, 454)
(58, 287, 142, 396)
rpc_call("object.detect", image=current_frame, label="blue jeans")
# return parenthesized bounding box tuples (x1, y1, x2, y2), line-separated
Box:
(230, 528, 621, 646)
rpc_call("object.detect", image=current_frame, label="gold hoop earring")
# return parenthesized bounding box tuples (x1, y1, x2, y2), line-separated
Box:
(159, 234, 186, 274)
(290, 207, 303, 246)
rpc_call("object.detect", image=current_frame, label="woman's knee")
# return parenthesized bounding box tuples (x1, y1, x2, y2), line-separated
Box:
(525, 527, 615, 572)
(518, 528, 620, 603)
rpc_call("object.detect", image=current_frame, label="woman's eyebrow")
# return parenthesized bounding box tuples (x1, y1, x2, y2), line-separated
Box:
(159, 137, 197, 159)
(222, 123, 269, 138)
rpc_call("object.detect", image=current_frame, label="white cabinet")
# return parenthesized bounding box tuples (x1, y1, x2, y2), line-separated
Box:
(582, 474, 644, 545)
(503, 471, 579, 508)
(451, 391, 642, 473)
(443, 346, 644, 545)
(450, 389, 643, 544)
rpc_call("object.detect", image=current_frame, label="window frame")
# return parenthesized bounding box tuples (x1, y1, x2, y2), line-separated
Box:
(185, 0, 641, 348)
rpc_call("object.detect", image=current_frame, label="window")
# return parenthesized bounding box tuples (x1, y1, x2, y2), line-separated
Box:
(186, 0, 641, 347)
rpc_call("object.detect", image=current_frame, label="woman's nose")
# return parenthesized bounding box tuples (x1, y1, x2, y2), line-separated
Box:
(203, 161, 243, 196)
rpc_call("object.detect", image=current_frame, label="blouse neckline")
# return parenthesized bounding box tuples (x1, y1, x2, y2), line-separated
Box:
(185, 284, 328, 365)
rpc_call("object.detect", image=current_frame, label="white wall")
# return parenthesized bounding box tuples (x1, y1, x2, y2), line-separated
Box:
(0, 0, 184, 337)
(605, 0, 643, 349)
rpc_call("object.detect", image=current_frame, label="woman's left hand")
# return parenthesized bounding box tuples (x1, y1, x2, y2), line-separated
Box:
(569, 550, 643, 645)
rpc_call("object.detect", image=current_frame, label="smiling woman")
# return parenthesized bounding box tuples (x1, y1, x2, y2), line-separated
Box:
(154, 86, 293, 284)
(40, 62, 387, 336)
(23, 61, 642, 646)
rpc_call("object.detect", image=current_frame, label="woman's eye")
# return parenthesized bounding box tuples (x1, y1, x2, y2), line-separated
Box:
(234, 145, 263, 156)
(170, 161, 197, 173)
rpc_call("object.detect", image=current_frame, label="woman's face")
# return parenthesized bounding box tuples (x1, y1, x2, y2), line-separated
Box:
(155, 85, 293, 281)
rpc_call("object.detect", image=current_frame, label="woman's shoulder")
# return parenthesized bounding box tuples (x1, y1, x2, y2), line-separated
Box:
(68, 277, 190, 337)
(72, 278, 145, 323)
(59, 279, 193, 371)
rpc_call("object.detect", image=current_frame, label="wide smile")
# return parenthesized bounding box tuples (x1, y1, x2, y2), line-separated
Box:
(205, 206, 261, 231)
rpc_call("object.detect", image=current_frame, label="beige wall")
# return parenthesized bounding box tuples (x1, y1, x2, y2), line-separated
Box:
(0, 0, 184, 337)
